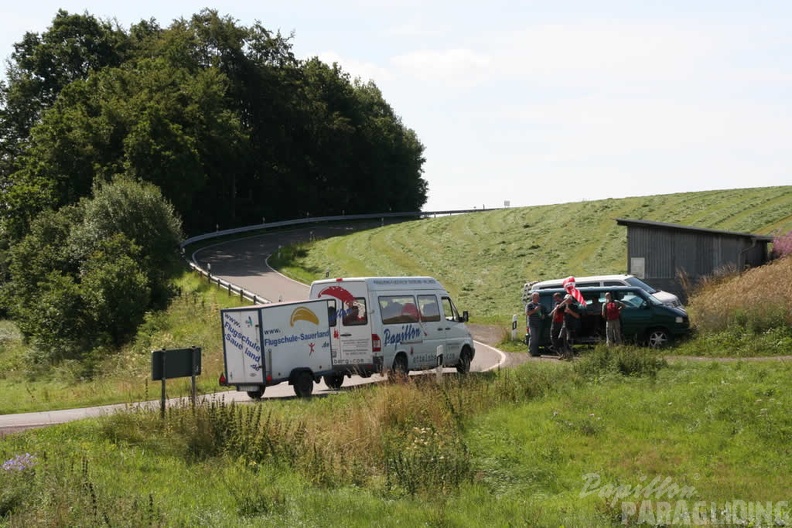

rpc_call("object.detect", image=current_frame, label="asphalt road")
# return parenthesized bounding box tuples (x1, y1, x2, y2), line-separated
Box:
(1, 223, 506, 435)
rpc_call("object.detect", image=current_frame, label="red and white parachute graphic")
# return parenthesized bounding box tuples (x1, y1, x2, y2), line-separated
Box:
(562, 276, 586, 304)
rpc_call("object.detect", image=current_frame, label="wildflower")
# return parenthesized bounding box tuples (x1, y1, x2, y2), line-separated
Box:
(2, 453, 37, 472)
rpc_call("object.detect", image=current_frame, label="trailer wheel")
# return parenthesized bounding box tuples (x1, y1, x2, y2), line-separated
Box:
(247, 390, 264, 400)
(293, 371, 314, 398)
(324, 374, 345, 390)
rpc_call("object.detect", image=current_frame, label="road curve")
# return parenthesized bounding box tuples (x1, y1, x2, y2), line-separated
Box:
(192, 224, 507, 373)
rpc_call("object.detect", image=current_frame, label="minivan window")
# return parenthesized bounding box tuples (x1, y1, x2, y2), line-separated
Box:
(624, 277, 658, 294)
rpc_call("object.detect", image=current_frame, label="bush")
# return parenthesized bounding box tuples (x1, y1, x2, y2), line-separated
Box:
(574, 346, 668, 379)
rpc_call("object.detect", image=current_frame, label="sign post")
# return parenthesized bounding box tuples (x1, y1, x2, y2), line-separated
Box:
(511, 314, 518, 341)
(151, 347, 202, 418)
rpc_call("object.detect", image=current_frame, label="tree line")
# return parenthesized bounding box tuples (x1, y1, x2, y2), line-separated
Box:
(0, 9, 427, 366)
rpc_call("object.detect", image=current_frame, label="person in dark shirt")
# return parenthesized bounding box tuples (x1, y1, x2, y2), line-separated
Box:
(525, 292, 544, 357)
(560, 294, 581, 360)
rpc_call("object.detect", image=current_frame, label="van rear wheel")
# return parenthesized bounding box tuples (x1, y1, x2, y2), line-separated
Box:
(389, 355, 409, 381)
(293, 371, 314, 398)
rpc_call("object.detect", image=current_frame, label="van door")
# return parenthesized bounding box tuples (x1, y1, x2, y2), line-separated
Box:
(439, 295, 465, 364)
(417, 293, 445, 367)
(378, 293, 434, 369)
(313, 282, 373, 369)
(617, 290, 653, 342)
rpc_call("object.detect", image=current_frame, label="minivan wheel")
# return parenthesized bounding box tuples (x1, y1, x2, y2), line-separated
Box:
(646, 328, 670, 349)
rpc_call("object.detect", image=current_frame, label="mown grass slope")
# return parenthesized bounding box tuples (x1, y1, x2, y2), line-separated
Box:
(276, 186, 792, 324)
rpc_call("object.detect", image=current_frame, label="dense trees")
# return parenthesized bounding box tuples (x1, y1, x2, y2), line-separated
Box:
(0, 9, 426, 361)
(1, 9, 426, 239)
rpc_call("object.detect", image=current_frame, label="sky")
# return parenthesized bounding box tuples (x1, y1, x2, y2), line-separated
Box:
(2, 1, 791, 212)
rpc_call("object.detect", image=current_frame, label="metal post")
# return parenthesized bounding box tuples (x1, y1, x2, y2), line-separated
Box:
(435, 345, 444, 383)
(191, 347, 197, 409)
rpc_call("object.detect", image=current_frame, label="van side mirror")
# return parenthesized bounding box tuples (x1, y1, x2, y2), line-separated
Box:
(461, 310, 469, 322)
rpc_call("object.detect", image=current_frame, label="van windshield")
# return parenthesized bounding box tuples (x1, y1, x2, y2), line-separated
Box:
(624, 277, 657, 294)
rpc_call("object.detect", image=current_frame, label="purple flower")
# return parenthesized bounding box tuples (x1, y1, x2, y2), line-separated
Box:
(2, 453, 37, 472)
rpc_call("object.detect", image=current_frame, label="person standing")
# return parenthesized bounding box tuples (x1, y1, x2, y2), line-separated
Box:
(548, 292, 565, 355)
(601, 291, 624, 346)
(525, 292, 544, 357)
(560, 294, 581, 359)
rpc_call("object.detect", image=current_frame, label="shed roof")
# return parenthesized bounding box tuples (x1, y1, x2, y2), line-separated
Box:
(615, 218, 774, 242)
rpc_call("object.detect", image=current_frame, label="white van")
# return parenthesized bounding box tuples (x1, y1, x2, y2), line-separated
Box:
(523, 274, 684, 311)
(308, 276, 476, 387)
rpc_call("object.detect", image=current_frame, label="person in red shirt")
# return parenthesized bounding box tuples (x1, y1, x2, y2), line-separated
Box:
(601, 291, 624, 346)
(548, 292, 565, 355)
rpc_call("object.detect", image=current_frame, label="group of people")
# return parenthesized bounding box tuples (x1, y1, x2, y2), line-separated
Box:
(525, 291, 625, 360)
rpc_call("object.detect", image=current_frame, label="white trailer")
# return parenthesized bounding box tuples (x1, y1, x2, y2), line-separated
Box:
(219, 299, 334, 399)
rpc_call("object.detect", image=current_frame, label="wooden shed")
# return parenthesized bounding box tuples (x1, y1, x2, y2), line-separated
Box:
(615, 218, 774, 303)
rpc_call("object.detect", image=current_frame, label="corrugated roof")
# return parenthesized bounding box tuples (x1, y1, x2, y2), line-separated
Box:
(615, 218, 774, 242)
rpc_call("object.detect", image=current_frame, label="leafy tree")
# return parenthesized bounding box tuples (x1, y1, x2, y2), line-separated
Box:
(0, 10, 128, 171)
(5, 178, 182, 363)
(80, 234, 150, 345)
(69, 177, 183, 307)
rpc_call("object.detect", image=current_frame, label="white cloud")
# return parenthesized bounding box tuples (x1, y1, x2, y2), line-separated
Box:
(390, 48, 493, 86)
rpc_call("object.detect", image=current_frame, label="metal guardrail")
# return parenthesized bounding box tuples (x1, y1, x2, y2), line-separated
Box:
(182, 208, 499, 304)
(180, 209, 495, 248)
(187, 261, 272, 305)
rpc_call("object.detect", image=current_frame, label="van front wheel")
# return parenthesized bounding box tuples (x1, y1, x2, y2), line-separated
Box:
(456, 347, 472, 374)
(646, 328, 670, 349)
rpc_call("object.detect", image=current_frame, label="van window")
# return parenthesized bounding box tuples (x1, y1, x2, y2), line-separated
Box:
(379, 295, 418, 324)
(417, 295, 441, 322)
(441, 296, 460, 321)
(341, 298, 368, 326)
(327, 299, 338, 327)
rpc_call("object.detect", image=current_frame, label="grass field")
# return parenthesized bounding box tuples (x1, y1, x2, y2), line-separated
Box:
(1, 355, 789, 526)
(272, 186, 792, 324)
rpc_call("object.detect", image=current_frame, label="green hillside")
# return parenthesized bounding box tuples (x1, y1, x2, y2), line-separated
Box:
(283, 186, 792, 324)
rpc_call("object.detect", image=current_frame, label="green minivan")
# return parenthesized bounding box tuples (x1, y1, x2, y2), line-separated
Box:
(527, 286, 690, 352)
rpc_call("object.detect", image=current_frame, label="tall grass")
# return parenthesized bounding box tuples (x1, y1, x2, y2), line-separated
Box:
(0, 272, 247, 414)
(1, 357, 789, 526)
